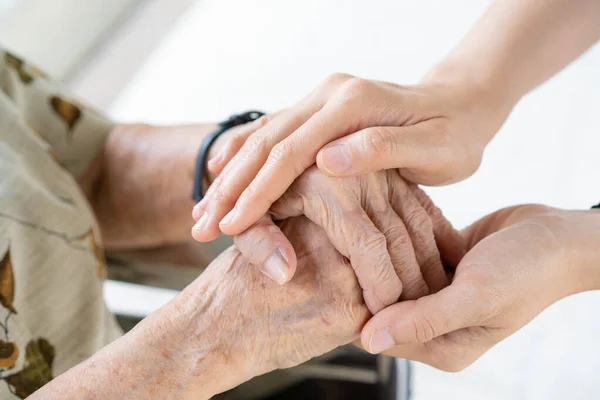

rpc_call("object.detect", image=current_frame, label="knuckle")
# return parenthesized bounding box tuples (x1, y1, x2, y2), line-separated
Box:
(268, 140, 311, 180)
(213, 181, 234, 204)
(405, 208, 433, 234)
(364, 127, 394, 158)
(357, 230, 388, 255)
(322, 72, 353, 88)
(394, 229, 413, 248)
(253, 114, 272, 130)
(236, 222, 279, 260)
(341, 77, 371, 97)
(245, 179, 277, 207)
(268, 140, 294, 164)
(410, 312, 436, 344)
(301, 165, 326, 184)
(228, 134, 246, 150)
(353, 230, 389, 270)
(244, 134, 271, 156)
(380, 223, 408, 243)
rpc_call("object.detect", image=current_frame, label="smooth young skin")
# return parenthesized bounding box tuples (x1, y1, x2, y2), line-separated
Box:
(30, 217, 370, 399)
(189, 0, 600, 242)
(361, 205, 600, 372)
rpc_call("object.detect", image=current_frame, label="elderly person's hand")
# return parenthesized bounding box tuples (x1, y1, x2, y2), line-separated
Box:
(33, 217, 370, 399)
(211, 166, 462, 314)
(190, 73, 513, 242)
(360, 204, 600, 371)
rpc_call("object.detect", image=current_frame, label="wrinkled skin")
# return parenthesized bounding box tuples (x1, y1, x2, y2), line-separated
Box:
(231, 166, 461, 315)
(31, 217, 372, 399)
(362, 205, 600, 372)
(192, 216, 370, 376)
(191, 72, 512, 242)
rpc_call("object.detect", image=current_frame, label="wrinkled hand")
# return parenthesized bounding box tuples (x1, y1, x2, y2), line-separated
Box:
(361, 205, 600, 371)
(191, 73, 512, 241)
(198, 216, 370, 376)
(230, 166, 462, 314)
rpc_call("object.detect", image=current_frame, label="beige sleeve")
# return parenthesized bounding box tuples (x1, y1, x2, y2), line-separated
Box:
(0, 47, 123, 398)
(0, 48, 113, 178)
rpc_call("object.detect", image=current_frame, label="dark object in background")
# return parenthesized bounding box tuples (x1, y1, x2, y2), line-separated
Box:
(214, 346, 411, 400)
(118, 315, 411, 400)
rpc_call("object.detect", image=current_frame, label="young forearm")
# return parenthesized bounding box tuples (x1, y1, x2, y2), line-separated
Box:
(490, 205, 600, 295)
(425, 0, 600, 115)
(560, 208, 600, 294)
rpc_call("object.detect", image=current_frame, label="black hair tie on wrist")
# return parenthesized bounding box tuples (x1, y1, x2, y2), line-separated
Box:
(192, 111, 265, 202)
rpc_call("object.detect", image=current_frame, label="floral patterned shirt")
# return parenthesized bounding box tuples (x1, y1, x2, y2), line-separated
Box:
(0, 48, 122, 398)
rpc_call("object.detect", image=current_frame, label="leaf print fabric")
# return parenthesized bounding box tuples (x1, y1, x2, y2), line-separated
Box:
(0, 48, 123, 398)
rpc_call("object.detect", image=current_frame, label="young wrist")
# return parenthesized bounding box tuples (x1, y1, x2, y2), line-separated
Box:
(422, 59, 519, 140)
(556, 209, 600, 294)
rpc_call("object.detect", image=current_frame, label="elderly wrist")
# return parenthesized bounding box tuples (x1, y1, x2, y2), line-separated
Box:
(167, 247, 269, 393)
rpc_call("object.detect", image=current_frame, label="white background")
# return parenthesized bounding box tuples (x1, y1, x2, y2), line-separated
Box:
(4, 0, 600, 398)
(106, 1, 600, 399)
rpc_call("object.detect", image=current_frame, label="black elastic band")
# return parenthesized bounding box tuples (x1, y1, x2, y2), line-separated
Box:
(192, 111, 265, 202)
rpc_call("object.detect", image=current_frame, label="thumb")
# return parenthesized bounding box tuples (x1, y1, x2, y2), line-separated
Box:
(233, 215, 297, 285)
(316, 120, 450, 183)
(361, 280, 479, 354)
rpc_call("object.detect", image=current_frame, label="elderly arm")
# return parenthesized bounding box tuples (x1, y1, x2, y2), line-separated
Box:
(30, 217, 368, 399)
(81, 122, 249, 250)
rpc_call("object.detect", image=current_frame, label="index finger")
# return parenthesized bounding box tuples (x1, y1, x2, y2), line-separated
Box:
(191, 104, 319, 242)
(219, 103, 353, 236)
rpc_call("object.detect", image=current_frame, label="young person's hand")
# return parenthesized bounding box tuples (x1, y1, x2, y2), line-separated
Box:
(361, 205, 600, 371)
(191, 73, 512, 242)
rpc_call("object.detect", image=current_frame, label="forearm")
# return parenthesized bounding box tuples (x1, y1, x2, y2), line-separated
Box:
(425, 0, 600, 124)
(31, 247, 254, 399)
(29, 218, 366, 399)
(559, 208, 600, 294)
(467, 204, 600, 295)
(88, 123, 226, 249)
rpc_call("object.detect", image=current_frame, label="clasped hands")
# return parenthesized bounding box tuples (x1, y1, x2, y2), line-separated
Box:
(191, 132, 582, 373)
(190, 73, 594, 373)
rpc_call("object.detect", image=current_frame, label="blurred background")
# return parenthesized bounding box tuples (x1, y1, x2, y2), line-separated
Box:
(2, 0, 600, 398)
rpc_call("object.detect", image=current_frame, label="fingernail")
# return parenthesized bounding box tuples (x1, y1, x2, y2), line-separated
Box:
(192, 204, 202, 220)
(263, 250, 289, 285)
(192, 212, 209, 231)
(368, 328, 396, 354)
(219, 207, 237, 226)
(320, 143, 351, 175)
